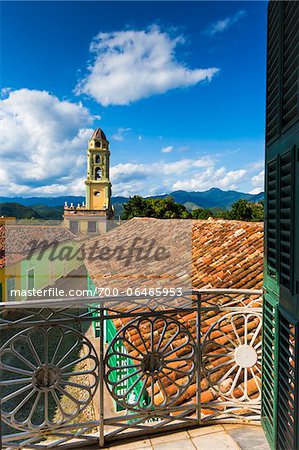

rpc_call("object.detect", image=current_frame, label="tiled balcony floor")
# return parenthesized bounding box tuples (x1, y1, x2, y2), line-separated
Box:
(79, 424, 270, 450)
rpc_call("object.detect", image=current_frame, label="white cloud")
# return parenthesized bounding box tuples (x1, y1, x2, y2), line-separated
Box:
(0, 88, 96, 196)
(111, 158, 248, 197)
(0, 90, 257, 198)
(161, 145, 189, 154)
(112, 127, 131, 141)
(172, 168, 247, 191)
(161, 145, 173, 153)
(250, 170, 264, 194)
(205, 10, 246, 36)
(75, 26, 219, 106)
(248, 160, 264, 171)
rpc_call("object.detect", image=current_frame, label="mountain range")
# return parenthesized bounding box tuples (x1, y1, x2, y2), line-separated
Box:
(0, 188, 264, 220)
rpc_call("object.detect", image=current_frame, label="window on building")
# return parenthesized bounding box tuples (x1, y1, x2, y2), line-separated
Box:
(88, 221, 97, 233)
(27, 268, 35, 291)
(70, 221, 79, 234)
(7, 277, 16, 300)
(95, 167, 102, 180)
(95, 155, 100, 163)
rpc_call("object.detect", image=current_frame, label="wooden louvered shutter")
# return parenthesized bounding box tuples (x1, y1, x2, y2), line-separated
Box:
(277, 314, 298, 450)
(282, 1, 299, 130)
(263, 2, 299, 449)
(266, 157, 279, 277)
(279, 147, 295, 294)
(262, 294, 279, 446)
(266, 1, 299, 144)
(266, 1, 282, 144)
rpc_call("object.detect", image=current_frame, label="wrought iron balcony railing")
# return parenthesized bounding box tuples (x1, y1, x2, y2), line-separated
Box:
(0, 289, 262, 449)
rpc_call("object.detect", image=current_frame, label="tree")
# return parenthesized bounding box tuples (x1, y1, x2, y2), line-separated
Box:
(122, 196, 191, 219)
(214, 210, 231, 219)
(122, 196, 151, 219)
(225, 199, 264, 221)
(229, 199, 253, 221)
(192, 208, 214, 219)
(121, 197, 264, 222)
(251, 202, 264, 221)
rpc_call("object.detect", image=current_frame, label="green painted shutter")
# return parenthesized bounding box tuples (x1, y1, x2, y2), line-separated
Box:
(279, 147, 295, 293)
(263, 2, 299, 449)
(266, 157, 279, 279)
(105, 319, 149, 413)
(277, 312, 298, 450)
(87, 275, 149, 412)
(281, 1, 299, 130)
(266, 1, 281, 144)
(262, 294, 279, 446)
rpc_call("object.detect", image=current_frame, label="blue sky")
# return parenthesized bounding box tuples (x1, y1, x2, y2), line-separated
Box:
(1, 1, 267, 197)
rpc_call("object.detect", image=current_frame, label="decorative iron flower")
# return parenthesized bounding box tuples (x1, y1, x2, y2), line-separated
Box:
(105, 315, 196, 411)
(202, 311, 262, 403)
(0, 325, 99, 431)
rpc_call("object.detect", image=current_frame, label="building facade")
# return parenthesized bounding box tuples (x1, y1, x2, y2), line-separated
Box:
(64, 128, 113, 235)
(0, 222, 82, 301)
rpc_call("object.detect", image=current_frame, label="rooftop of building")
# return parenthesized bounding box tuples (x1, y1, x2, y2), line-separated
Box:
(91, 128, 107, 141)
(85, 218, 264, 291)
(84, 218, 264, 420)
(0, 223, 77, 268)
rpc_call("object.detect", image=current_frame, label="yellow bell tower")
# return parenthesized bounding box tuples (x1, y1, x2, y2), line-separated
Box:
(63, 128, 113, 235)
(85, 128, 112, 211)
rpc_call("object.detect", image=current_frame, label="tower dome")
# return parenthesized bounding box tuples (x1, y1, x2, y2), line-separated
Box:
(91, 128, 107, 141)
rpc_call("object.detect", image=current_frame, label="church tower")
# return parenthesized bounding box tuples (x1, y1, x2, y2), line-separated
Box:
(63, 128, 113, 235)
(85, 128, 112, 211)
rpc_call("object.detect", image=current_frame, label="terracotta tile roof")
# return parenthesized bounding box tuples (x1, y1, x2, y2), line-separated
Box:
(85, 218, 193, 291)
(85, 218, 264, 291)
(0, 225, 6, 269)
(192, 219, 264, 290)
(85, 219, 264, 418)
(0, 225, 24, 268)
(0, 224, 76, 268)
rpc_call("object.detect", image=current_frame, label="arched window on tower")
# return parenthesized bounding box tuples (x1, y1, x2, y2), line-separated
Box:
(95, 155, 100, 163)
(95, 167, 102, 180)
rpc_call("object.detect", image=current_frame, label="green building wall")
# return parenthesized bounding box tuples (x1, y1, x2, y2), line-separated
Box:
(20, 241, 82, 294)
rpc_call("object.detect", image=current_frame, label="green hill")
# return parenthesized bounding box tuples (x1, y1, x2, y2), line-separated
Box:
(183, 201, 202, 212)
(0, 188, 264, 220)
(30, 204, 64, 220)
(0, 203, 65, 220)
(0, 202, 42, 219)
